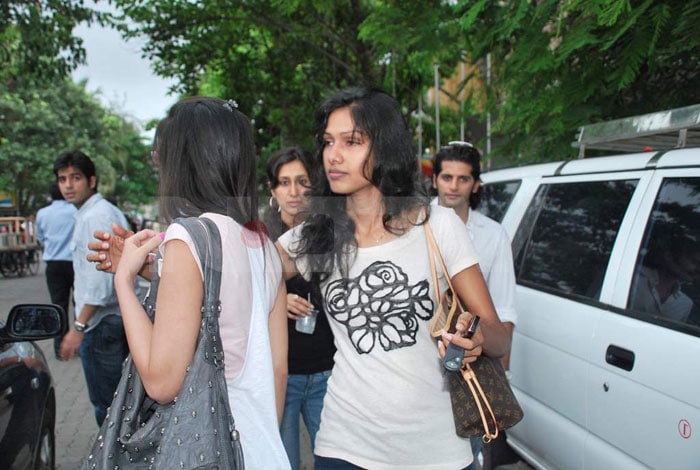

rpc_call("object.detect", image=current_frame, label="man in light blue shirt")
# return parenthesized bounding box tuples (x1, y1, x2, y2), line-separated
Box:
(36, 183, 77, 358)
(54, 149, 132, 426)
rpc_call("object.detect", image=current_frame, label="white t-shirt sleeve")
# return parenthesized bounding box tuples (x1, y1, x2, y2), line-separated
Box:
(486, 226, 518, 325)
(430, 206, 479, 278)
(159, 224, 202, 279)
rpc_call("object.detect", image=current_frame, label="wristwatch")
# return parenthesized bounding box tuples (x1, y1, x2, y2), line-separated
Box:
(74, 320, 87, 333)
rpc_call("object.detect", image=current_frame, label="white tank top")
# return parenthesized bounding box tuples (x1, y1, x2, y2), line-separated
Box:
(165, 214, 290, 469)
(227, 238, 290, 469)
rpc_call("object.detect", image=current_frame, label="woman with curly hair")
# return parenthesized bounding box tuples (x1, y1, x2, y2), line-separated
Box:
(276, 87, 510, 469)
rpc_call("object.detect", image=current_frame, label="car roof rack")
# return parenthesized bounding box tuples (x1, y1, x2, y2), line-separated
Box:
(572, 103, 700, 158)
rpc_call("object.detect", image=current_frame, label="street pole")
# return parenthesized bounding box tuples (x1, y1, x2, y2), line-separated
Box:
(434, 62, 440, 150)
(460, 51, 466, 142)
(486, 52, 492, 168)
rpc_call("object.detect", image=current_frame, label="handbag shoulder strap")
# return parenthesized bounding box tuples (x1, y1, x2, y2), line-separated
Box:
(169, 217, 244, 465)
(173, 216, 223, 319)
(423, 215, 466, 312)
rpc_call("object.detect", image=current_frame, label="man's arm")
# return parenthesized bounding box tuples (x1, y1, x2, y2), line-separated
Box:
(87, 224, 153, 280)
(60, 304, 98, 360)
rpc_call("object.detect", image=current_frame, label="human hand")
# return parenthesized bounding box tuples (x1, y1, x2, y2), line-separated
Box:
(114, 230, 163, 285)
(60, 329, 83, 361)
(87, 223, 133, 273)
(286, 293, 314, 320)
(438, 311, 483, 364)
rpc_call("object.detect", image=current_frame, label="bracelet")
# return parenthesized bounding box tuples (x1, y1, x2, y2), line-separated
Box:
(74, 320, 86, 333)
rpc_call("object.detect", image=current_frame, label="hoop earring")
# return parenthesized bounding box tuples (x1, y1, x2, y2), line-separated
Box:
(269, 196, 280, 213)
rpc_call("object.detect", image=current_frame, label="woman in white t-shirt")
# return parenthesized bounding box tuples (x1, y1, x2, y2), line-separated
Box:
(276, 87, 510, 469)
(112, 97, 291, 469)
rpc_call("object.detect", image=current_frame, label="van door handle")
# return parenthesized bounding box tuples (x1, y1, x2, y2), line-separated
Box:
(605, 345, 635, 371)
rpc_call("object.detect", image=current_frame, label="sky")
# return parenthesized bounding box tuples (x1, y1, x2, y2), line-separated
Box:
(71, 21, 177, 138)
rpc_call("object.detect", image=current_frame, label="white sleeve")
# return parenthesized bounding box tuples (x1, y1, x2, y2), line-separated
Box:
(158, 224, 203, 279)
(430, 206, 479, 278)
(485, 228, 518, 325)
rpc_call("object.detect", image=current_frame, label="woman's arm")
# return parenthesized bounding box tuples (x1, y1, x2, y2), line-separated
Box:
(441, 264, 511, 360)
(268, 281, 289, 423)
(114, 232, 202, 403)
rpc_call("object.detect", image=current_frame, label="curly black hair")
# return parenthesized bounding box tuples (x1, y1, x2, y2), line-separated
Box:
(290, 87, 429, 282)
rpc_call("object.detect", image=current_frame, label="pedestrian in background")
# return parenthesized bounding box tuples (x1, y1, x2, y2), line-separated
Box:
(432, 142, 518, 469)
(36, 183, 76, 359)
(276, 87, 510, 469)
(54, 149, 132, 426)
(264, 146, 336, 469)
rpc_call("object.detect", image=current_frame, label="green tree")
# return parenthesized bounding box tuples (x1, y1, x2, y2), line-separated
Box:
(456, 0, 700, 161)
(1, 1, 105, 82)
(101, 0, 700, 164)
(110, 0, 445, 160)
(359, 1, 700, 162)
(0, 78, 157, 215)
(1, 1, 157, 215)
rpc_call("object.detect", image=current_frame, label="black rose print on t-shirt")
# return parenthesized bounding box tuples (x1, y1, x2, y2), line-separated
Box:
(324, 261, 433, 354)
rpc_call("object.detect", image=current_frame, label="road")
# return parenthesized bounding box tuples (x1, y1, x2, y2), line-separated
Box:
(1, 264, 313, 469)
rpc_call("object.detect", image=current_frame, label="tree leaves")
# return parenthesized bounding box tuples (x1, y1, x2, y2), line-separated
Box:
(0, 80, 156, 215)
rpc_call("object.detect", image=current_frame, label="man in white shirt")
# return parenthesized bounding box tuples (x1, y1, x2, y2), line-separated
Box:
(432, 141, 518, 469)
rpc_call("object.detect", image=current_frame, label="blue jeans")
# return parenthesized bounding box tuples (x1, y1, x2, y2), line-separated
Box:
(80, 314, 129, 426)
(281, 370, 332, 470)
(314, 456, 364, 469)
(466, 436, 483, 470)
(316, 456, 472, 470)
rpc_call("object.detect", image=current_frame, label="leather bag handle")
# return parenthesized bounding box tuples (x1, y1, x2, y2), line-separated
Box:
(422, 210, 499, 441)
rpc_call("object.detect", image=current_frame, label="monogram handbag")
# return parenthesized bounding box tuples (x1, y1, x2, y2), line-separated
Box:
(82, 217, 244, 470)
(424, 219, 523, 442)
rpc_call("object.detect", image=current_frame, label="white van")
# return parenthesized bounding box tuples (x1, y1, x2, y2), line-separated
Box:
(479, 148, 699, 469)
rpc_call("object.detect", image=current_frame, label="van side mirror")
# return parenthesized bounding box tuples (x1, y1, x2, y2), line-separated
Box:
(0, 304, 68, 343)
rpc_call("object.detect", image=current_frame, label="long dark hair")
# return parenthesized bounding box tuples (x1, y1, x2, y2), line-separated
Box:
(155, 97, 259, 228)
(263, 145, 316, 241)
(292, 87, 428, 281)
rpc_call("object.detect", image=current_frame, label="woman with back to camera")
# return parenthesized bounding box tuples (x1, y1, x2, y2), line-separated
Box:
(112, 96, 291, 469)
(276, 87, 510, 469)
(264, 146, 336, 470)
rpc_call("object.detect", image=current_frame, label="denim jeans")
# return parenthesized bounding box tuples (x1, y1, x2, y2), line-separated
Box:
(79, 314, 129, 426)
(314, 456, 364, 469)
(467, 436, 483, 470)
(281, 370, 332, 470)
(316, 456, 472, 470)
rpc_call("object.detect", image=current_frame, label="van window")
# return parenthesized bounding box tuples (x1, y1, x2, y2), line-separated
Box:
(627, 177, 700, 332)
(513, 179, 638, 300)
(480, 180, 521, 222)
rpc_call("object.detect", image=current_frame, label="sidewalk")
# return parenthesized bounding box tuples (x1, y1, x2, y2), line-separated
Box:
(40, 339, 97, 469)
